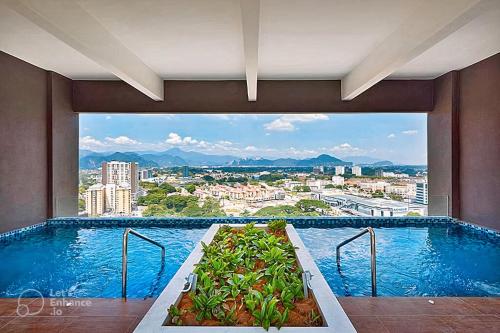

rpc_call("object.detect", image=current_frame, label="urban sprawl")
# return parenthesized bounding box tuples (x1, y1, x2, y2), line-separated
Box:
(80, 161, 428, 218)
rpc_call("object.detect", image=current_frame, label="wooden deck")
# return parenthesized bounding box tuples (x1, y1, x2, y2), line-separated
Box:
(0, 297, 498, 332)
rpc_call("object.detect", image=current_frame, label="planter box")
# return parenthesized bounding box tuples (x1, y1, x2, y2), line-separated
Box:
(134, 224, 356, 332)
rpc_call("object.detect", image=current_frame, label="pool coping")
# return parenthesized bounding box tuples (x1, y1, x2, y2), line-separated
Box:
(133, 224, 357, 333)
(1, 216, 499, 243)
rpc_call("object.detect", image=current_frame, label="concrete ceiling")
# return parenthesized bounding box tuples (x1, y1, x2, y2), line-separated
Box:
(1, 0, 499, 100)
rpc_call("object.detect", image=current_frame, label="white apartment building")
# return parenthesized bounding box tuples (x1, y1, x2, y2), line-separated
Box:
(101, 161, 138, 197)
(306, 179, 330, 191)
(104, 183, 132, 215)
(334, 166, 345, 175)
(359, 181, 390, 192)
(416, 181, 429, 205)
(331, 176, 345, 186)
(85, 184, 105, 216)
(352, 166, 362, 176)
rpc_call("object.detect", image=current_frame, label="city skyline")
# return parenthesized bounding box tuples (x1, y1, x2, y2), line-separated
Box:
(80, 113, 427, 165)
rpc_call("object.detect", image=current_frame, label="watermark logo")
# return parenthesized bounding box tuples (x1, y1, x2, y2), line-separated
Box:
(17, 289, 44, 317)
(16, 289, 92, 317)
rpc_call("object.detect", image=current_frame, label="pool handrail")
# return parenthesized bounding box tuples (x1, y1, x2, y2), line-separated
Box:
(336, 227, 377, 297)
(122, 228, 166, 298)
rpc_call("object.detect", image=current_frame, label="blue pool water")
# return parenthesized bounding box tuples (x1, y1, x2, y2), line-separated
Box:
(0, 226, 208, 298)
(0, 223, 498, 298)
(297, 226, 500, 296)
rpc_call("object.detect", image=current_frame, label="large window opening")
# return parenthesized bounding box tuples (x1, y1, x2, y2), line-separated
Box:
(78, 113, 427, 217)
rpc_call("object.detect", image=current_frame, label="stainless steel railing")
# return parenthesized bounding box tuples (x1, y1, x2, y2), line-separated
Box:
(122, 228, 166, 298)
(336, 227, 377, 297)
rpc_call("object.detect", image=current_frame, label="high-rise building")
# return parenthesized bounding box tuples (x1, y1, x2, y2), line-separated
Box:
(139, 169, 153, 180)
(415, 181, 428, 205)
(105, 183, 132, 215)
(331, 175, 345, 186)
(352, 166, 362, 176)
(313, 165, 324, 174)
(182, 165, 189, 178)
(101, 161, 138, 197)
(334, 166, 345, 175)
(85, 184, 105, 216)
(115, 186, 132, 215)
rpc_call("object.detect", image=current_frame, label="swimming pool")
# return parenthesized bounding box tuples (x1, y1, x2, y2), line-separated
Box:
(0, 219, 498, 298)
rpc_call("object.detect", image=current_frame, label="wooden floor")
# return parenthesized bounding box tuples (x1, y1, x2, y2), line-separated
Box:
(0, 297, 498, 332)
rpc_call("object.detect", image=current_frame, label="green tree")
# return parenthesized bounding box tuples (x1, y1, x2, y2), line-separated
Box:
(372, 190, 384, 198)
(202, 175, 215, 182)
(143, 204, 171, 217)
(140, 181, 158, 190)
(295, 199, 329, 212)
(78, 199, 85, 211)
(159, 183, 177, 193)
(185, 184, 196, 194)
(407, 211, 421, 216)
(254, 205, 318, 217)
(293, 185, 311, 192)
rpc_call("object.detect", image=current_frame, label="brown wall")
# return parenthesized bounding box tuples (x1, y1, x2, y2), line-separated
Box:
(0, 52, 48, 233)
(73, 79, 434, 113)
(458, 53, 500, 230)
(0, 52, 77, 233)
(428, 72, 460, 217)
(49, 72, 79, 217)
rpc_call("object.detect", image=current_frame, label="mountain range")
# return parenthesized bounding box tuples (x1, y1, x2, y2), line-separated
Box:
(79, 148, 392, 169)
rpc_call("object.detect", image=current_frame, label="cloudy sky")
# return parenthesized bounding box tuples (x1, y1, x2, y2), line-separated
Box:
(80, 113, 427, 164)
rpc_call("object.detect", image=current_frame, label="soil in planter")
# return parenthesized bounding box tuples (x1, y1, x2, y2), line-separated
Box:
(166, 220, 323, 330)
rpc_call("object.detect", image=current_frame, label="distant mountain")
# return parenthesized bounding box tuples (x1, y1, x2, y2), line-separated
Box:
(371, 160, 394, 166)
(79, 152, 160, 169)
(79, 149, 358, 169)
(231, 154, 350, 167)
(161, 148, 238, 166)
(343, 156, 393, 166)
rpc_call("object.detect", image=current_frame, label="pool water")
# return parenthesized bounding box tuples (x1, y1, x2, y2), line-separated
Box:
(297, 226, 500, 297)
(0, 226, 208, 298)
(0, 224, 498, 298)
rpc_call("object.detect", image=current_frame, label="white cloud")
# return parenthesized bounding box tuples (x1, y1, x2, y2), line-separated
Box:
(264, 114, 329, 131)
(328, 142, 365, 156)
(165, 132, 200, 145)
(105, 136, 140, 145)
(245, 145, 257, 151)
(387, 133, 396, 139)
(402, 130, 418, 135)
(80, 136, 106, 150)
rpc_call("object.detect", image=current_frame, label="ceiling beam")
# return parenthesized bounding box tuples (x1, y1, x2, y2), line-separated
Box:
(341, 0, 488, 101)
(240, 0, 260, 102)
(5, 0, 164, 101)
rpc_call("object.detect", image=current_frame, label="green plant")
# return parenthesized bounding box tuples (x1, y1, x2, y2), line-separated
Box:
(167, 305, 182, 325)
(192, 290, 226, 321)
(268, 219, 287, 232)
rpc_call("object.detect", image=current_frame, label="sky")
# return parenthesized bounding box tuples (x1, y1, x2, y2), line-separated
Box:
(79, 113, 427, 165)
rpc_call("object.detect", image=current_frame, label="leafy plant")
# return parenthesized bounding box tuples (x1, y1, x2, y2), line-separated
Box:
(268, 219, 287, 232)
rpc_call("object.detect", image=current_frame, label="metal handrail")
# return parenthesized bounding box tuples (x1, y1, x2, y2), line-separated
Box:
(336, 227, 377, 297)
(122, 228, 166, 298)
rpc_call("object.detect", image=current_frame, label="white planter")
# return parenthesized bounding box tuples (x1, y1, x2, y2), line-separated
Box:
(134, 224, 356, 333)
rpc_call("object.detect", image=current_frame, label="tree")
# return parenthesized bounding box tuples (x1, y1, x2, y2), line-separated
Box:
(372, 190, 384, 198)
(295, 199, 329, 213)
(159, 183, 177, 193)
(324, 184, 335, 189)
(185, 184, 196, 194)
(293, 185, 311, 192)
(78, 199, 85, 211)
(202, 175, 215, 182)
(140, 181, 158, 190)
(253, 205, 319, 217)
(143, 204, 171, 217)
